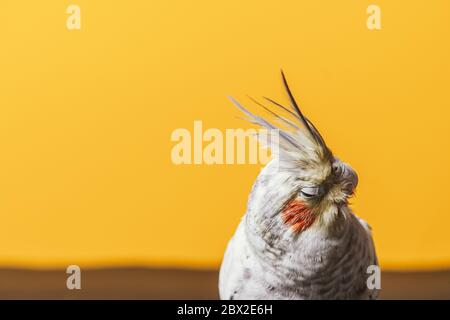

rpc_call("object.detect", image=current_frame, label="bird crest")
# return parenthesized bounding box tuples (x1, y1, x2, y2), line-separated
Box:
(229, 71, 333, 182)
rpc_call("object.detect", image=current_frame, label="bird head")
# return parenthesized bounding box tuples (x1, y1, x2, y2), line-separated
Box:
(230, 71, 358, 234)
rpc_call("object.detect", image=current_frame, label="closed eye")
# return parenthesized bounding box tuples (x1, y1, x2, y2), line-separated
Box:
(300, 186, 320, 198)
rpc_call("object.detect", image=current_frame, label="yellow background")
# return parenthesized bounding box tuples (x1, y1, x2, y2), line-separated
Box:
(0, 1, 449, 270)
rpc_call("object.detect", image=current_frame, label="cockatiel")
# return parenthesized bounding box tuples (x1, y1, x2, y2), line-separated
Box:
(219, 72, 379, 300)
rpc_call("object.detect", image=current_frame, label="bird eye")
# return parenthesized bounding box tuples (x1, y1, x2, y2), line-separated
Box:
(300, 186, 320, 198)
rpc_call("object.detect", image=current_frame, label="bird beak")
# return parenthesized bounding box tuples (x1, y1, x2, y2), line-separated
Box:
(342, 167, 358, 196)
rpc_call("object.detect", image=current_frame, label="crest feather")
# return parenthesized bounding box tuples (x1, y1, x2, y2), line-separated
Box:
(229, 71, 332, 171)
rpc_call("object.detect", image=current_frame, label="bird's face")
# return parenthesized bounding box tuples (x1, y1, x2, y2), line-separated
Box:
(279, 156, 359, 234)
(299, 158, 358, 208)
(231, 72, 359, 234)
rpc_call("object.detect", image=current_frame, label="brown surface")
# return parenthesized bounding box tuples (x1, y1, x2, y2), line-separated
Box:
(0, 268, 449, 299)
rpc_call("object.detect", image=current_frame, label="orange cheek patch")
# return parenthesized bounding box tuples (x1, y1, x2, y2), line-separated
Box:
(281, 199, 316, 234)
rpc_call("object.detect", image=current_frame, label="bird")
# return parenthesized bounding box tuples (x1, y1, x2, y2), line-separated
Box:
(218, 71, 379, 300)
